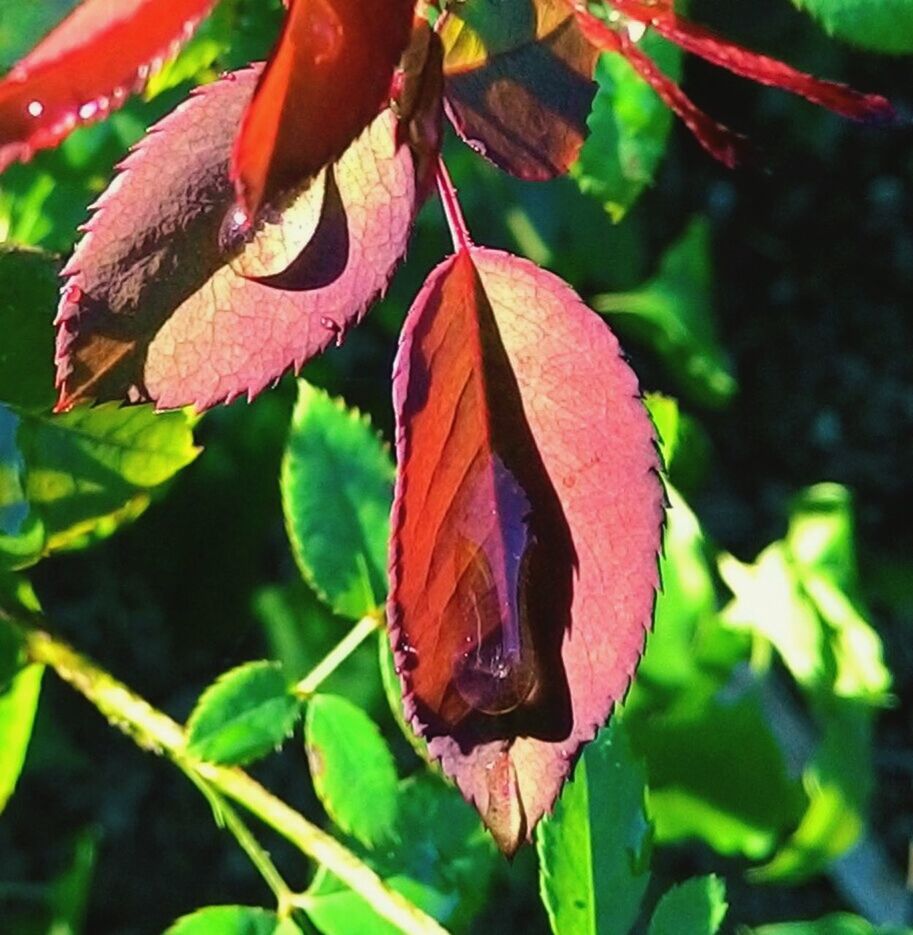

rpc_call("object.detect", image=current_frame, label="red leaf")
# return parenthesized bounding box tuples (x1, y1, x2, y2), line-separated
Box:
(439, 0, 599, 181)
(388, 248, 664, 852)
(231, 0, 415, 219)
(0, 0, 216, 172)
(55, 67, 427, 412)
(607, 1, 894, 122)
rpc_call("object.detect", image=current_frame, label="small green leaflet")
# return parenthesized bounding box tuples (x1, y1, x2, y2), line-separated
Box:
(792, 0, 913, 54)
(573, 32, 682, 222)
(0, 662, 43, 814)
(594, 217, 737, 408)
(647, 875, 728, 935)
(164, 905, 302, 935)
(281, 381, 394, 620)
(305, 693, 399, 848)
(300, 775, 497, 934)
(537, 719, 652, 935)
(186, 661, 302, 766)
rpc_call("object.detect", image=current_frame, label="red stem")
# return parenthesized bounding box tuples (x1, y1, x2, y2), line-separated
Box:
(436, 157, 472, 254)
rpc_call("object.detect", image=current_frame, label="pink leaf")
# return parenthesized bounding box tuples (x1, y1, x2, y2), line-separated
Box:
(388, 247, 664, 853)
(55, 67, 425, 412)
(0, 0, 216, 172)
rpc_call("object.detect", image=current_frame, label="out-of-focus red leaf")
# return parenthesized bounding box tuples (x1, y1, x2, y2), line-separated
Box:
(439, 0, 599, 181)
(0, 0, 216, 172)
(389, 247, 664, 853)
(231, 0, 415, 220)
(55, 67, 425, 412)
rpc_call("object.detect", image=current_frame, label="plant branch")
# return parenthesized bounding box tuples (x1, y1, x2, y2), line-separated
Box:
(12, 619, 447, 935)
(293, 611, 381, 698)
(183, 767, 293, 912)
(436, 157, 472, 254)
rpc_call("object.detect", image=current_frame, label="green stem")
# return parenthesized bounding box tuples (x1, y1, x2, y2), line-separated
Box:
(293, 612, 381, 698)
(184, 768, 293, 913)
(16, 621, 447, 935)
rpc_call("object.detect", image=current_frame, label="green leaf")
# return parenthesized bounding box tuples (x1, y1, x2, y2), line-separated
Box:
(187, 661, 302, 766)
(0, 662, 43, 814)
(751, 914, 911, 935)
(254, 582, 383, 714)
(791, 0, 913, 54)
(786, 485, 891, 702)
(754, 700, 872, 882)
(1, 403, 199, 568)
(573, 32, 681, 222)
(647, 875, 728, 935)
(634, 690, 805, 860)
(719, 543, 827, 689)
(594, 217, 737, 407)
(645, 393, 681, 473)
(281, 381, 394, 619)
(0, 247, 58, 411)
(537, 719, 652, 935)
(632, 486, 744, 700)
(48, 829, 99, 935)
(301, 775, 497, 934)
(164, 905, 300, 935)
(305, 694, 399, 848)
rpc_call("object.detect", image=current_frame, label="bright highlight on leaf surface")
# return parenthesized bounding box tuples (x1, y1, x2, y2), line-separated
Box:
(389, 247, 664, 853)
(231, 0, 415, 219)
(0, 0, 216, 172)
(440, 0, 600, 180)
(55, 68, 423, 412)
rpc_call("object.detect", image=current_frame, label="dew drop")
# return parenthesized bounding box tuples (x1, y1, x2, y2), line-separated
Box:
(218, 203, 253, 257)
(320, 316, 346, 347)
(78, 101, 99, 121)
(451, 458, 541, 715)
(27, 100, 44, 118)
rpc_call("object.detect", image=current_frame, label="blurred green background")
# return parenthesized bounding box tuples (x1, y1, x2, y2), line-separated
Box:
(1, 0, 911, 932)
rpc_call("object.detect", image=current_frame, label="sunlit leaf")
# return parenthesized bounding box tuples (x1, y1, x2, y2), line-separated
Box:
(56, 68, 422, 412)
(440, 0, 599, 180)
(786, 484, 891, 702)
(1, 402, 198, 569)
(647, 875, 727, 935)
(187, 660, 302, 765)
(165, 905, 301, 935)
(305, 693, 399, 848)
(0, 0, 216, 171)
(301, 774, 496, 934)
(791, 0, 913, 55)
(594, 217, 736, 407)
(537, 719, 652, 935)
(281, 382, 393, 620)
(389, 248, 663, 852)
(719, 544, 827, 689)
(573, 32, 682, 222)
(231, 0, 414, 217)
(0, 662, 43, 814)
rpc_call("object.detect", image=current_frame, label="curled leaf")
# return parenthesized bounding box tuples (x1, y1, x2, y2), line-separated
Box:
(55, 68, 425, 412)
(440, 0, 599, 180)
(231, 0, 415, 218)
(388, 248, 663, 852)
(0, 0, 216, 172)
